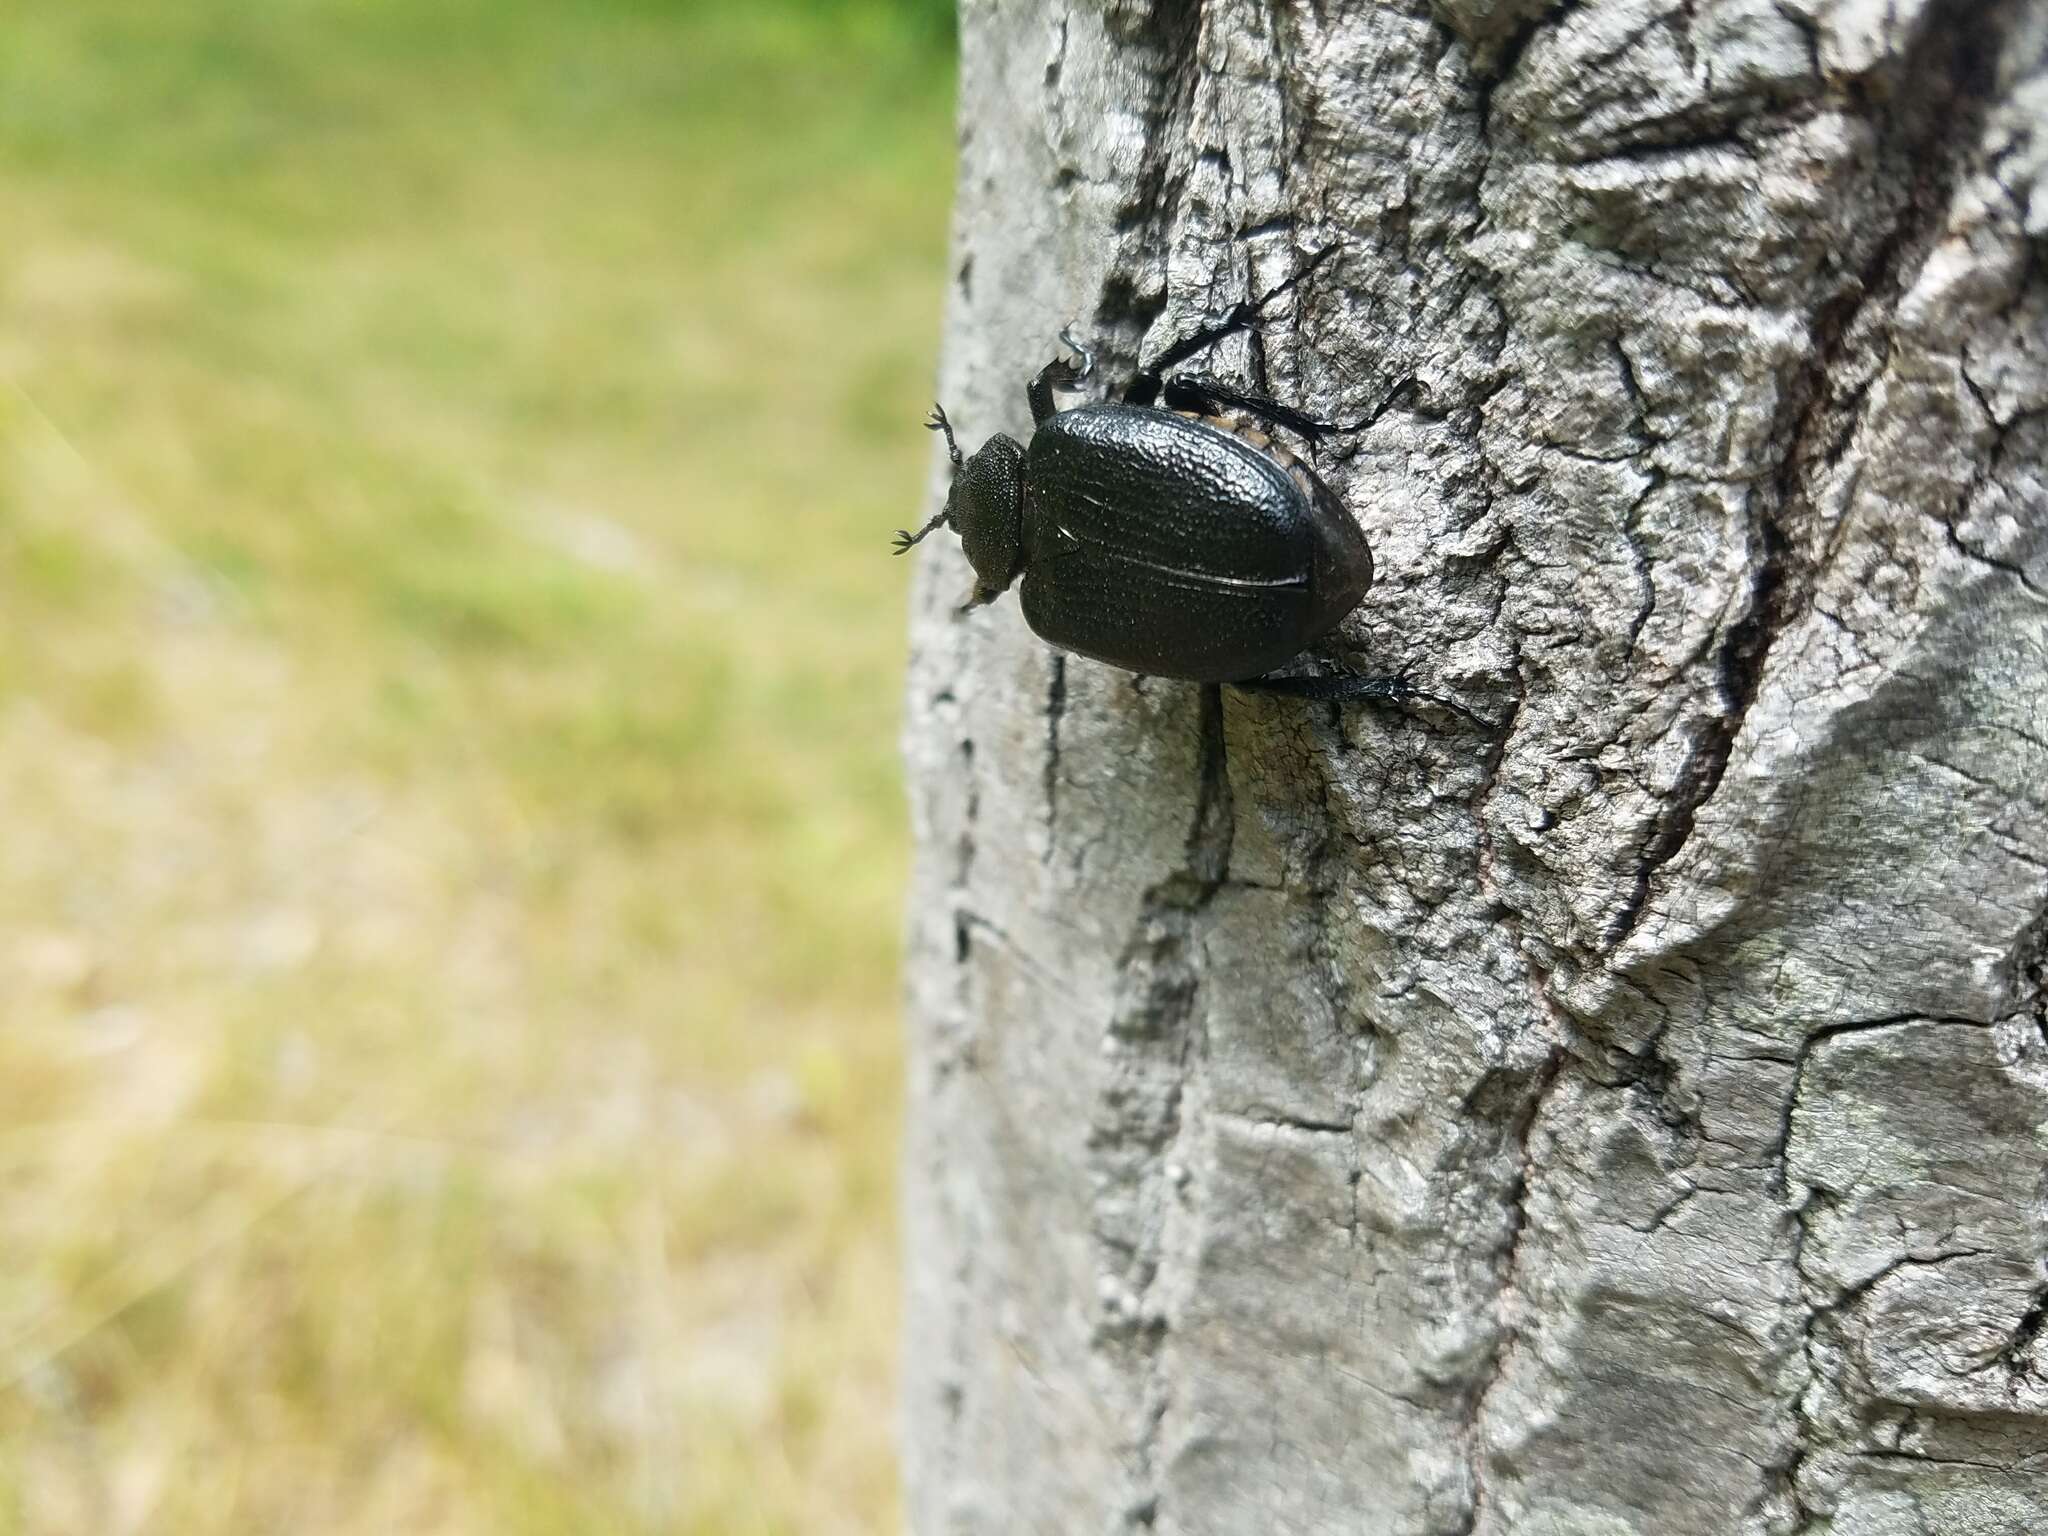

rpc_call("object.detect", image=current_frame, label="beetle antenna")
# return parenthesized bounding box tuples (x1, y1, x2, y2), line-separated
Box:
(926, 403, 964, 468)
(892, 509, 949, 554)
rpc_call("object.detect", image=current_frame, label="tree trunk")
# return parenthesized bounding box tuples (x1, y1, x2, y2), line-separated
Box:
(900, 2, 2048, 1531)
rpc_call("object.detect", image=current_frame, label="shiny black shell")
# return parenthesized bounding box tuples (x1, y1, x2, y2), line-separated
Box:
(1017, 402, 1373, 682)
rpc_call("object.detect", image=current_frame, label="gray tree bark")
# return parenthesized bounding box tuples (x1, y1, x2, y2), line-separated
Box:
(899, 2, 2048, 1531)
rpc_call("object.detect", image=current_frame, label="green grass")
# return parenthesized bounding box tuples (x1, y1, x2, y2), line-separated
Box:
(0, 2, 951, 1530)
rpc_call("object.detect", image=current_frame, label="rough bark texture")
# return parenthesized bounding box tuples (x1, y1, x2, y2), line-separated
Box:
(900, 2, 2048, 1531)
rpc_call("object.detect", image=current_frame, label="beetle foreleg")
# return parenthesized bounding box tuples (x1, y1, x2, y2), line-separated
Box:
(891, 509, 949, 554)
(894, 405, 966, 550)
(926, 403, 964, 468)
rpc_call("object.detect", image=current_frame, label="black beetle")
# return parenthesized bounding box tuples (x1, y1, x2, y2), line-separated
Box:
(896, 262, 1421, 707)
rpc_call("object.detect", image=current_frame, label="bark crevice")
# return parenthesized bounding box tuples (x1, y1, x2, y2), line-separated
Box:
(1087, 684, 1234, 1532)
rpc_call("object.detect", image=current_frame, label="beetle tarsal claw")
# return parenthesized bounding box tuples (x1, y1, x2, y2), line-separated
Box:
(1056, 326, 1094, 381)
(891, 510, 949, 554)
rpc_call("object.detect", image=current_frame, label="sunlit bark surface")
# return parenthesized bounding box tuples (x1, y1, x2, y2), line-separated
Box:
(903, 3, 2048, 1530)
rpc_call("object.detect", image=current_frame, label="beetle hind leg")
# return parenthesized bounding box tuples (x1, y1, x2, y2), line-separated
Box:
(1232, 669, 1487, 726)
(1159, 373, 1337, 444)
(1231, 672, 1411, 704)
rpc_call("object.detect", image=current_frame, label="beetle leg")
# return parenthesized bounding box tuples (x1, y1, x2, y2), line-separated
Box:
(1029, 352, 1091, 426)
(926, 403, 964, 468)
(894, 405, 966, 550)
(1125, 243, 1341, 402)
(955, 582, 1001, 616)
(1056, 327, 1094, 382)
(891, 509, 950, 554)
(1232, 670, 1488, 727)
(1232, 672, 1412, 704)
(1160, 373, 1337, 444)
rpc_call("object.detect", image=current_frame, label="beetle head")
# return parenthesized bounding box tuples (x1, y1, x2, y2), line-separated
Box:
(895, 418, 1027, 608)
(945, 433, 1027, 606)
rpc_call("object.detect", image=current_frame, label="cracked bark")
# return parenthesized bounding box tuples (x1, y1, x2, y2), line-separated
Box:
(901, 2, 2048, 1532)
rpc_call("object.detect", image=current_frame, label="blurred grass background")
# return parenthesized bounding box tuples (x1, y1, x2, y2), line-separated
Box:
(0, 1, 952, 1530)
